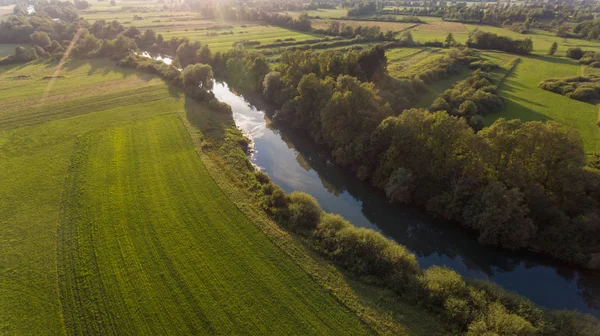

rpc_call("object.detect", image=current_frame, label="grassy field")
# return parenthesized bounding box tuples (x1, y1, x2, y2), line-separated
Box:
(0, 59, 377, 335)
(386, 47, 443, 78)
(285, 8, 348, 19)
(408, 18, 470, 43)
(160, 25, 321, 52)
(482, 51, 600, 153)
(312, 18, 415, 32)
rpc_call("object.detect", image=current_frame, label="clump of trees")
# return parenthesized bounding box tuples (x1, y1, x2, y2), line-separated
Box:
(570, 19, 600, 40)
(467, 30, 533, 55)
(539, 76, 600, 102)
(346, 1, 380, 17)
(566, 47, 585, 60)
(431, 70, 503, 130)
(0, 45, 38, 65)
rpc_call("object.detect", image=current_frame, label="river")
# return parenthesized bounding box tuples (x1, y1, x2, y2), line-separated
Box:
(210, 81, 600, 317)
(138, 52, 599, 316)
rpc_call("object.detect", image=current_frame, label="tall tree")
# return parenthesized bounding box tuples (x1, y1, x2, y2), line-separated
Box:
(548, 42, 558, 56)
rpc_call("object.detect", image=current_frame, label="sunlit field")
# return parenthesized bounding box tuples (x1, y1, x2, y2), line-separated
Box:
(0, 60, 373, 335)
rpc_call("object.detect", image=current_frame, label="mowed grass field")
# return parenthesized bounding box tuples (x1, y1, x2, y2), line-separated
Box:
(0, 59, 373, 335)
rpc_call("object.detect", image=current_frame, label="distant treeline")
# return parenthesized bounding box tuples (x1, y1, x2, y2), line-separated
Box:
(382, 2, 595, 24)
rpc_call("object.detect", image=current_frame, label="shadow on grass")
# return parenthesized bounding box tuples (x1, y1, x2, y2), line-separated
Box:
(528, 54, 579, 66)
(184, 95, 234, 143)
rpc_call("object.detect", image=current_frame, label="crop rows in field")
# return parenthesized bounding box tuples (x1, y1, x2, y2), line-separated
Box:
(0, 60, 372, 335)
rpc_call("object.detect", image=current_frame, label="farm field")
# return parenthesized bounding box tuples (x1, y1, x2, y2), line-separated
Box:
(160, 25, 321, 52)
(482, 52, 600, 153)
(386, 47, 444, 78)
(79, 11, 209, 27)
(285, 8, 348, 19)
(77, 10, 322, 53)
(0, 59, 377, 335)
(407, 18, 470, 43)
(312, 18, 415, 32)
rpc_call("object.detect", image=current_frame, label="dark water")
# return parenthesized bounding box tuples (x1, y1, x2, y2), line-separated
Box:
(212, 81, 600, 317)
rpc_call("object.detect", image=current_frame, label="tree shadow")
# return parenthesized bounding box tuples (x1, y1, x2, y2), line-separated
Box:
(183, 94, 234, 143)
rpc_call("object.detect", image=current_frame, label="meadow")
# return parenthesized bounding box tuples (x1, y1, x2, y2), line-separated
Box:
(0, 59, 377, 335)
(483, 52, 600, 153)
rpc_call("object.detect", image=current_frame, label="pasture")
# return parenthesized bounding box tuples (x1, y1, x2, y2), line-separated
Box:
(312, 18, 415, 32)
(482, 52, 600, 153)
(0, 59, 375, 335)
(285, 8, 348, 19)
(160, 25, 321, 52)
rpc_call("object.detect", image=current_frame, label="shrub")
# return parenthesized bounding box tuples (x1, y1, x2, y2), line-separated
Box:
(286, 192, 322, 232)
(421, 266, 468, 304)
(208, 98, 232, 114)
(568, 86, 599, 101)
(566, 47, 584, 60)
(547, 310, 600, 336)
(313, 213, 352, 251)
(467, 302, 537, 336)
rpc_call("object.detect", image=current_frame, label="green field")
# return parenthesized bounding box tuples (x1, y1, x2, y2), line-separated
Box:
(0, 60, 376, 334)
(160, 25, 321, 52)
(482, 51, 600, 153)
(285, 8, 348, 19)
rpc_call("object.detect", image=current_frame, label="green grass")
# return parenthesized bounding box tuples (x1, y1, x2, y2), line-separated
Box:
(0, 60, 376, 335)
(483, 52, 600, 153)
(160, 25, 322, 52)
(386, 47, 441, 78)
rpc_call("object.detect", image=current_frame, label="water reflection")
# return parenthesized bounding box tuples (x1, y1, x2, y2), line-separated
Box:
(210, 81, 600, 316)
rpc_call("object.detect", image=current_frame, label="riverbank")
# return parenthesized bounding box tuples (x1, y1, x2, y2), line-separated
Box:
(179, 96, 450, 335)
(175, 79, 599, 334)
